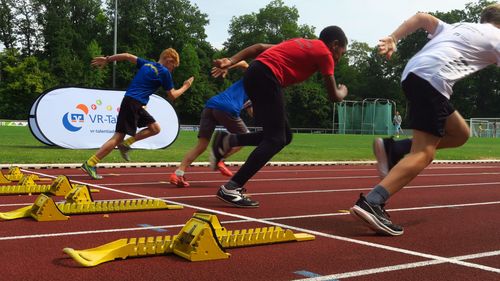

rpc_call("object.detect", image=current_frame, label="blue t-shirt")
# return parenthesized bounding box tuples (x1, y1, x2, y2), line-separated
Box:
(205, 79, 249, 117)
(125, 57, 174, 104)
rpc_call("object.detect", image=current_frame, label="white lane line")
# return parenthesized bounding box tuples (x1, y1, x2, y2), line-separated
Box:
(293, 250, 500, 280)
(12, 169, 500, 274)
(96, 171, 500, 186)
(2, 180, 499, 207)
(3, 201, 500, 241)
(0, 213, 346, 241)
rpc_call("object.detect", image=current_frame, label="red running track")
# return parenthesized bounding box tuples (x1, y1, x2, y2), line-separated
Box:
(1, 163, 500, 281)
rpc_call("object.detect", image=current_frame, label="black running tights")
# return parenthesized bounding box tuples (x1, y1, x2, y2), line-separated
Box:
(231, 61, 292, 186)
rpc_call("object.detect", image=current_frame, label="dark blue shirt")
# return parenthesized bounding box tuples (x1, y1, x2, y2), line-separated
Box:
(205, 79, 249, 117)
(125, 57, 174, 104)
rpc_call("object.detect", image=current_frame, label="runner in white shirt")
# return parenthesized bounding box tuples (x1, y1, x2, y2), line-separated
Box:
(350, 4, 500, 236)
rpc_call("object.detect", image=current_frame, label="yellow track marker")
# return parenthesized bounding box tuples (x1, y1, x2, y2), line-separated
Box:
(0, 167, 51, 183)
(63, 212, 315, 266)
(0, 175, 88, 196)
(0, 185, 182, 221)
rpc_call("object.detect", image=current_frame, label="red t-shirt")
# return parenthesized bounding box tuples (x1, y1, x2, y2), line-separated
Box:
(256, 38, 335, 87)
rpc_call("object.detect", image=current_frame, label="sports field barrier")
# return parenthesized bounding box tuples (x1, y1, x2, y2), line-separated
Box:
(0, 120, 28, 127)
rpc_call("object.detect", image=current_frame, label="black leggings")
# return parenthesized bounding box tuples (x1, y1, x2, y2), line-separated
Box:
(231, 61, 292, 186)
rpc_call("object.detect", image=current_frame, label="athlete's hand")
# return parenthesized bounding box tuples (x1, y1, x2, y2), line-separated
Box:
(211, 67, 229, 78)
(336, 84, 348, 101)
(212, 58, 232, 70)
(183, 76, 194, 88)
(378, 36, 397, 60)
(91, 56, 108, 68)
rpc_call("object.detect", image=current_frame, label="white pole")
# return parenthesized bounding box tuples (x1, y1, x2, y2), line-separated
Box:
(113, 0, 118, 88)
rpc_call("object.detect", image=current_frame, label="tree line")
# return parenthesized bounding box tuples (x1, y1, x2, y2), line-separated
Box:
(0, 0, 498, 128)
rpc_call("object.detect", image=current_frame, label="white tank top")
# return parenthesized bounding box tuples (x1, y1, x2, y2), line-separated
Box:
(402, 21, 500, 99)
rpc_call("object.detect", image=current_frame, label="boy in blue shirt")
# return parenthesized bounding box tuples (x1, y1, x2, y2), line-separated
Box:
(82, 49, 194, 179)
(170, 61, 252, 187)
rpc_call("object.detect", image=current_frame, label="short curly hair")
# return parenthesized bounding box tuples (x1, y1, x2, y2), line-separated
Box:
(160, 48, 180, 67)
(480, 3, 500, 25)
(319, 26, 348, 47)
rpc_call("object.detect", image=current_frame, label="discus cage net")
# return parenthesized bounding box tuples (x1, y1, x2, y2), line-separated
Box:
(333, 99, 397, 135)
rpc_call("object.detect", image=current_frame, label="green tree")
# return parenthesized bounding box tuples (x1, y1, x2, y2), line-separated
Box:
(14, 0, 43, 56)
(0, 49, 56, 119)
(173, 43, 218, 123)
(0, 0, 15, 49)
(285, 80, 332, 128)
(224, 0, 316, 54)
(36, 0, 107, 85)
(83, 40, 107, 87)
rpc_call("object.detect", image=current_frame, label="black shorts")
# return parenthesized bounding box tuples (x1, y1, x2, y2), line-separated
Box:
(402, 73, 455, 137)
(115, 96, 156, 136)
(198, 108, 248, 139)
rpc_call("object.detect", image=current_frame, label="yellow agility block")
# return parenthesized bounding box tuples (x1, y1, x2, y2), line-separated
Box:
(172, 213, 230, 261)
(0, 205, 33, 220)
(0, 185, 182, 221)
(0, 175, 85, 196)
(0, 170, 11, 184)
(31, 194, 69, 221)
(63, 235, 176, 267)
(0, 167, 26, 183)
(63, 212, 315, 266)
(0, 167, 51, 183)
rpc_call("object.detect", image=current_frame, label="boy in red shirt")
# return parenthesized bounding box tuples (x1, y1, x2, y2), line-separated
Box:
(211, 26, 349, 207)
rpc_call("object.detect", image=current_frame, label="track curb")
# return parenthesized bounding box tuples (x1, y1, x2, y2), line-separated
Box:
(2, 159, 500, 169)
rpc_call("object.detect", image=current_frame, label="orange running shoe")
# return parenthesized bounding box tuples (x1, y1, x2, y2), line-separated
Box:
(217, 161, 233, 177)
(169, 173, 190, 188)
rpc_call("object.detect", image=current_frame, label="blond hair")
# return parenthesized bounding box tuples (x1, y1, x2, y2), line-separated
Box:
(160, 48, 180, 67)
(480, 3, 500, 25)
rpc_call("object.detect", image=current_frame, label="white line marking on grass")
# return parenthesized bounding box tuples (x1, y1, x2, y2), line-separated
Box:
(16, 169, 500, 274)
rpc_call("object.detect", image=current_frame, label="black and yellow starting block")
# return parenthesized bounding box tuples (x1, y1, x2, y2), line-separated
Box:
(63, 212, 315, 266)
(0, 166, 53, 183)
(0, 175, 89, 196)
(0, 185, 182, 221)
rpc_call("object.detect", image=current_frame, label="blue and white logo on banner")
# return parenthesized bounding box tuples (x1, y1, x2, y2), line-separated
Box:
(29, 87, 179, 149)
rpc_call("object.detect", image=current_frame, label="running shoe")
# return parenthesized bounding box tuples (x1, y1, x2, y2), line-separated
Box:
(81, 162, 103, 180)
(210, 131, 230, 170)
(217, 161, 233, 177)
(216, 185, 259, 208)
(350, 193, 403, 236)
(373, 137, 397, 178)
(117, 143, 131, 162)
(169, 173, 190, 188)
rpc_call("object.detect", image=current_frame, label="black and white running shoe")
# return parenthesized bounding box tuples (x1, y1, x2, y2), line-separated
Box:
(117, 143, 131, 162)
(216, 185, 259, 208)
(350, 193, 403, 236)
(210, 131, 230, 170)
(373, 137, 396, 178)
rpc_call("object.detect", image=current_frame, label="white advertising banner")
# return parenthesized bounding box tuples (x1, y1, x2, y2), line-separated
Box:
(29, 87, 179, 149)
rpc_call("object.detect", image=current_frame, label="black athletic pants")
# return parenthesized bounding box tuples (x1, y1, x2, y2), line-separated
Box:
(231, 61, 292, 186)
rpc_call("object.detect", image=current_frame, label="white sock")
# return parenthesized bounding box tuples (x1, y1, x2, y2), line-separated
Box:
(175, 169, 185, 177)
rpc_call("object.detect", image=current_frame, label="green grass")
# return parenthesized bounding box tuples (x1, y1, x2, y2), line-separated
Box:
(1, 126, 500, 164)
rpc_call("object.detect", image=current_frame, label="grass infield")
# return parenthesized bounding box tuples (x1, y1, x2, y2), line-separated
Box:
(1, 126, 500, 164)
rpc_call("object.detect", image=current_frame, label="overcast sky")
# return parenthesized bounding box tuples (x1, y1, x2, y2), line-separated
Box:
(189, 0, 476, 49)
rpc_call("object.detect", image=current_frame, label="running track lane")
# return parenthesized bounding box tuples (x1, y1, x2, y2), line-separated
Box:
(0, 163, 499, 280)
